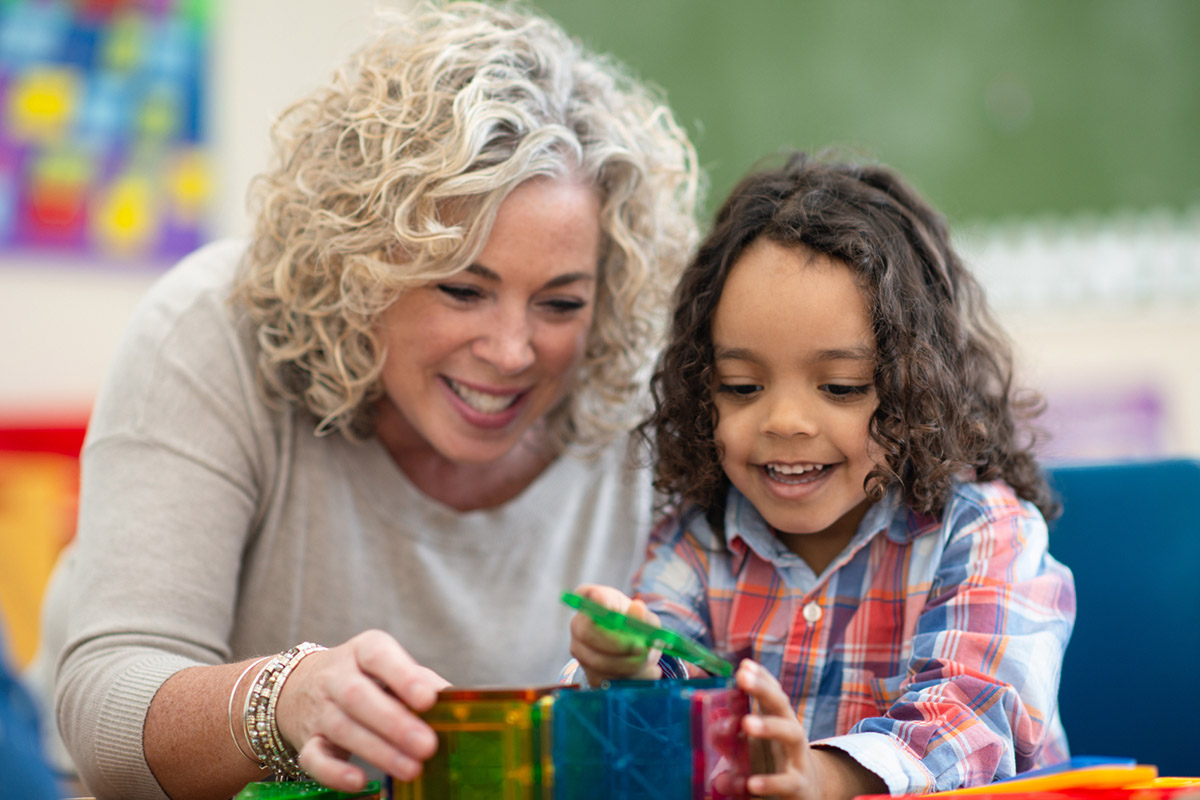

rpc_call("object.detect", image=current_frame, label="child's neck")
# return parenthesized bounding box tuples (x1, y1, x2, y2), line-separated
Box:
(775, 498, 871, 574)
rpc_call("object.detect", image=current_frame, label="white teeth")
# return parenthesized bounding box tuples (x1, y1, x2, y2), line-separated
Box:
(765, 463, 827, 484)
(768, 463, 824, 475)
(446, 378, 519, 414)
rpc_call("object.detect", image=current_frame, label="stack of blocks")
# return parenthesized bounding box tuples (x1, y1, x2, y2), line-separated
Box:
(391, 679, 751, 799)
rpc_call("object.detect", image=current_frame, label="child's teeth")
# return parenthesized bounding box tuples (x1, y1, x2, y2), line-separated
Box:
(767, 463, 826, 483)
(772, 463, 821, 474)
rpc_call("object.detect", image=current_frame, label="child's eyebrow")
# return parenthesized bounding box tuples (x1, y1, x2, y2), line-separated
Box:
(713, 346, 762, 364)
(714, 345, 875, 364)
(815, 346, 875, 362)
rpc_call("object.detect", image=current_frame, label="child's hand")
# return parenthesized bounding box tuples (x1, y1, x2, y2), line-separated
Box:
(735, 660, 885, 800)
(568, 584, 664, 686)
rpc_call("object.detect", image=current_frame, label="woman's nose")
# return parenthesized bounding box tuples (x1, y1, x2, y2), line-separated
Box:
(472, 310, 536, 375)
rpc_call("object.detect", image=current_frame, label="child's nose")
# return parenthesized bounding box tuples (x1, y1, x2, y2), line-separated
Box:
(761, 393, 818, 438)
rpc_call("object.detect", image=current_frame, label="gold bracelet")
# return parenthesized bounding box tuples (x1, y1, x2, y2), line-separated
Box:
(227, 657, 271, 768)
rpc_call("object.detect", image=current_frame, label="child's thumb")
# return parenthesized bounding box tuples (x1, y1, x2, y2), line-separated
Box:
(627, 598, 661, 627)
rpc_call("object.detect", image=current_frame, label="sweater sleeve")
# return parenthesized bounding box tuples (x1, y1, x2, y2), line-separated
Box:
(56, 242, 272, 800)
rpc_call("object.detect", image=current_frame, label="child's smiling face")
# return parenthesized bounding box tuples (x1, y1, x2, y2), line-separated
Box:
(711, 237, 882, 572)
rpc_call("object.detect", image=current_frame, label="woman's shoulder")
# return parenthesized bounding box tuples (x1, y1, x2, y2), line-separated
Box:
(111, 239, 252, 367)
(134, 239, 248, 321)
(88, 239, 277, 446)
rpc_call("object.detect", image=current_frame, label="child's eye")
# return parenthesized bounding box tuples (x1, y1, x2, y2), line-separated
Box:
(436, 284, 483, 302)
(822, 384, 871, 400)
(717, 383, 762, 397)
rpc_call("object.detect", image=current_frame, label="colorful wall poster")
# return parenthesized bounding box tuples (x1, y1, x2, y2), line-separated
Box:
(0, 0, 212, 264)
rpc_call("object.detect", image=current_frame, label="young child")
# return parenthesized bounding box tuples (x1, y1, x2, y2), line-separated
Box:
(567, 152, 1076, 799)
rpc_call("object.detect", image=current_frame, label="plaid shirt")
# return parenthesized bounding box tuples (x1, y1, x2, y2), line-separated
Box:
(635, 479, 1075, 794)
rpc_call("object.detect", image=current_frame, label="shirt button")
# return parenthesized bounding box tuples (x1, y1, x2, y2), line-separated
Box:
(802, 601, 822, 623)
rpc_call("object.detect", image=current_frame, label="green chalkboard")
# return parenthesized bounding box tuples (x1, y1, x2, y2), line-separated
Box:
(533, 0, 1200, 224)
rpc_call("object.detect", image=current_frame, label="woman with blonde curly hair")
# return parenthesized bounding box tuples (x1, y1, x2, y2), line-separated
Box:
(45, 3, 699, 798)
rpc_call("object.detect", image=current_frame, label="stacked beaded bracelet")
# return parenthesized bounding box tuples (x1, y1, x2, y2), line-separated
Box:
(242, 642, 326, 779)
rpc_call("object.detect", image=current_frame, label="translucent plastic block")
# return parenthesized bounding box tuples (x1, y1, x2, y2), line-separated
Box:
(233, 779, 380, 800)
(690, 686, 752, 800)
(392, 687, 557, 800)
(553, 679, 734, 800)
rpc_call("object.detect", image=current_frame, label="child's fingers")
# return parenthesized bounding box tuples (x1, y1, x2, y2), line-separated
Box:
(570, 611, 647, 657)
(746, 771, 807, 799)
(743, 713, 806, 748)
(627, 598, 663, 628)
(576, 583, 634, 612)
(570, 638, 653, 674)
(736, 659, 796, 720)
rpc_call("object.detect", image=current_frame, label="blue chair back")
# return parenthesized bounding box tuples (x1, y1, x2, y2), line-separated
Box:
(1045, 458, 1200, 776)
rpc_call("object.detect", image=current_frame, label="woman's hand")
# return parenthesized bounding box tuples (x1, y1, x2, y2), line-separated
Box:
(735, 659, 886, 800)
(568, 583, 664, 686)
(274, 630, 451, 791)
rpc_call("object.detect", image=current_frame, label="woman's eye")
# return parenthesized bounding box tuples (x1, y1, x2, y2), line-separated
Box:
(436, 284, 483, 302)
(542, 297, 587, 314)
(717, 383, 762, 397)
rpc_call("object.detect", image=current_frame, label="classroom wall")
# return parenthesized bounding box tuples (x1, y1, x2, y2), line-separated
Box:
(0, 0, 391, 418)
(1, 0, 1197, 454)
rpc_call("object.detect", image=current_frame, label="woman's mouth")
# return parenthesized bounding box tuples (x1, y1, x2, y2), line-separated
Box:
(444, 377, 523, 414)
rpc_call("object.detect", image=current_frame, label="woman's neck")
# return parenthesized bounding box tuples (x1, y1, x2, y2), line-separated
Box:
(372, 402, 558, 512)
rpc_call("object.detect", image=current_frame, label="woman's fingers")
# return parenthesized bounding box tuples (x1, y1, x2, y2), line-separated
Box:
(301, 700, 427, 786)
(350, 629, 450, 712)
(296, 734, 368, 791)
(276, 630, 451, 782)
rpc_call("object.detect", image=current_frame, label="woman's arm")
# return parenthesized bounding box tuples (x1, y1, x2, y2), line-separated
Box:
(144, 633, 448, 800)
(56, 245, 442, 799)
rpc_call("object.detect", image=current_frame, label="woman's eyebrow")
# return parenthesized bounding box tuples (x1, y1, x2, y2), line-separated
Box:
(464, 263, 502, 281)
(464, 262, 596, 288)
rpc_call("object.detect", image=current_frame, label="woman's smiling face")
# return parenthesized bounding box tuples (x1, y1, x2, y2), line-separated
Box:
(375, 176, 601, 467)
(711, 237, 882, 570)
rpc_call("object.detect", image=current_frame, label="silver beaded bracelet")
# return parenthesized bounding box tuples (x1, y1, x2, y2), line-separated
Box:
(243, 642, 326, 779)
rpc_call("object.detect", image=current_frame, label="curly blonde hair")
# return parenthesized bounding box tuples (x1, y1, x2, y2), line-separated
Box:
(233, 0, 700, 448)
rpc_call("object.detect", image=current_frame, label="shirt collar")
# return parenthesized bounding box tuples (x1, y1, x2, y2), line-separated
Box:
(725, 485, 907, 576)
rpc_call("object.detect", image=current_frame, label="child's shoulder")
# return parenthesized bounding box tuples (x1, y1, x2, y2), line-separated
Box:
(938, 477, 1046, 533)
(651, 500, 724, 551)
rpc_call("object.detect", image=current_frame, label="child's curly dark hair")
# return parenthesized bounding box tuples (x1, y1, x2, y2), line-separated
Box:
(642, 151, 1058, 530)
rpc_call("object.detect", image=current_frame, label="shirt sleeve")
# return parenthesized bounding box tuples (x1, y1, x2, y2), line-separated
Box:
(817, 496, 1076, 793)
(631, 510, 725, 679)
